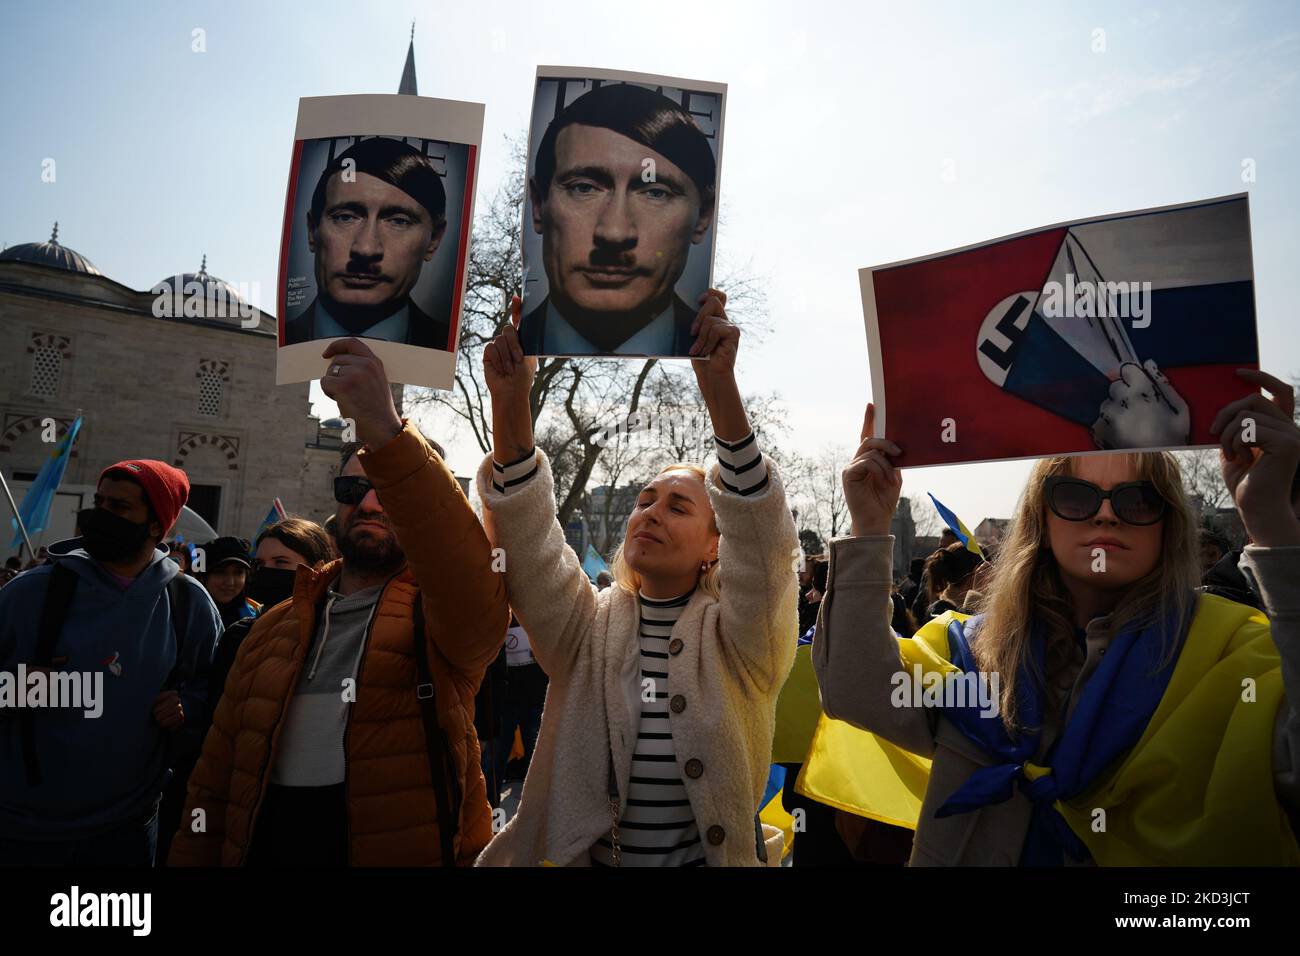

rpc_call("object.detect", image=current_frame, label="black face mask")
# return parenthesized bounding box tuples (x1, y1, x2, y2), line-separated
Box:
(77, 507, 154, 564)
(246, 566, 299, 608)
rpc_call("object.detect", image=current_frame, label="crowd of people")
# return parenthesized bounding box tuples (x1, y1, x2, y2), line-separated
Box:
(1, 290, 1297, 868)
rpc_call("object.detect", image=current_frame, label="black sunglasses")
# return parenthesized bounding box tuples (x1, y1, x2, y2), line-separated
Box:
(334, 475, 376, 505)
(1044, 476, 1167, 526)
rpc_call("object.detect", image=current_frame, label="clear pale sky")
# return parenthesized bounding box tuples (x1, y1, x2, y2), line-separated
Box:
(3, 0, 1296, 525)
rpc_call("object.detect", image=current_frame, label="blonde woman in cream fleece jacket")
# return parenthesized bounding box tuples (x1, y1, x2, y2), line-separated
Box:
(475, 290, 797, 867)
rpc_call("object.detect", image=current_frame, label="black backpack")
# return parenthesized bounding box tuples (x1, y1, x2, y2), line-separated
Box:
(22, 561, 192, 787)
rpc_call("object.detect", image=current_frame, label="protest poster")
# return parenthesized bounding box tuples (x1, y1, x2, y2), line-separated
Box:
(276, 93, 482, 390)
(519, 66, 726, 358)
(860, 194, 1259, 466)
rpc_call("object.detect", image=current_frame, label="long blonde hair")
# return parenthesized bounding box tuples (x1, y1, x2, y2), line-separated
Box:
(972, 452, 1199, 732)
(609, 463, 722, 600)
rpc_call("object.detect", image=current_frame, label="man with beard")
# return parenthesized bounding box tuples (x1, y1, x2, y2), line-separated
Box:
(0, 460, 223, 865)
(170, 337, 509, 866)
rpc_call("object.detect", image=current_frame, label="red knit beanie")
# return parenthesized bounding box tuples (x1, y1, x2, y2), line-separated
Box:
(100, 460, 190, 535)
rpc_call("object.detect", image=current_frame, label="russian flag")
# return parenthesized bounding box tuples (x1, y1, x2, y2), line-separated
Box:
(991, 199, 1256, 428)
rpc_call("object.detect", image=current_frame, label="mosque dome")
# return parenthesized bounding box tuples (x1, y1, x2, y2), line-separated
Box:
(153, 254, 245, 303)
(0, 222, 102, 275)
(151, 255, 248, 320)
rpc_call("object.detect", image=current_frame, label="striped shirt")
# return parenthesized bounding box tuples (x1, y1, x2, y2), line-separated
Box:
(712, 432, 769, 496)
(491, 447, 540, 494)
(590, 590, 704, 867)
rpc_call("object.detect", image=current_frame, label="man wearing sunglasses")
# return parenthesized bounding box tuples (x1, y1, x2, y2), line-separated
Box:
(171, 337, 509, 867)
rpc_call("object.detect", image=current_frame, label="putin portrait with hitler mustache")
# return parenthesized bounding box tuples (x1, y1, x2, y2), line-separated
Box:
(285, 136, 452, 350)
(520, 74, 725, 357)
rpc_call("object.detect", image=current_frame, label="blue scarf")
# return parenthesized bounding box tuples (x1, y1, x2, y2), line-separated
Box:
(934, 604, 1187, 865)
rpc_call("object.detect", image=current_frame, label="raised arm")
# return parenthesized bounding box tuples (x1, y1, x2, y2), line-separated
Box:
(810, 404, 936, 755)
(360, 422, 509, 676)
(688, 290, 798, 690)
(478, 297, 597, 677)
(1212, 369, 1300, 814)
(707, 452, 800, 692)
(319, 337, 509, 678)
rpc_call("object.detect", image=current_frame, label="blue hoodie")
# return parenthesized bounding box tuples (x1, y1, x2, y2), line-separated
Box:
(0, 538, 222, 840)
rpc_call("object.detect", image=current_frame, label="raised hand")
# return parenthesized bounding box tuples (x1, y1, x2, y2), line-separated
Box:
(689, 289, 739, 383)
(686, 289, 750, 443)
(320, 337, 403, 449)
(1090, 360, 1190, 450)
(484, 295, 538, 463)
(844, 403, 903, 537)
(483, 295, 537, 403)
(1211, 368, 1300, 547)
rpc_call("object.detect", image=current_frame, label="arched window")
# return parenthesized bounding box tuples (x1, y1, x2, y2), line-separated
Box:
(30, 346, 61, 397)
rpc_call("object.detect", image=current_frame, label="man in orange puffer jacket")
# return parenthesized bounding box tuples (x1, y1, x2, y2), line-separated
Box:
(169, 338, 508, 866)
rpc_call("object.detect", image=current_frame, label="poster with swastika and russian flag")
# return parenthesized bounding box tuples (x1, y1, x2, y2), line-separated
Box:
(860, 194, 1260, 467)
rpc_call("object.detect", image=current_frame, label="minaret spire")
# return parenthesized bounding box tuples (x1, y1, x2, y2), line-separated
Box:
(398, 23, 418, 96)
(50, 221, 59, 244)
(391, 23, 418, 415)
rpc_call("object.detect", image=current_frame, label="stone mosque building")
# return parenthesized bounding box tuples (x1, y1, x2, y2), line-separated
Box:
(0, 35, 430, 560)
(0, 227, 344, 559)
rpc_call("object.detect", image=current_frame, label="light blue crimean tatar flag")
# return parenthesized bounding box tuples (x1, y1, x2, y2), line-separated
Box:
(10, 415, 83, 549)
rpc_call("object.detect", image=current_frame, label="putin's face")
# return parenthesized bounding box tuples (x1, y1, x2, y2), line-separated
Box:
(531, 124, 714, 326)
(308, 171, 446, 312)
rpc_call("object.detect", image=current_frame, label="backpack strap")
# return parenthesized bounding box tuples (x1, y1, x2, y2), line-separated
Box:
(24, 563, 80, 786)
(160, 574, 191, 692)
(410, 591, 459, 867)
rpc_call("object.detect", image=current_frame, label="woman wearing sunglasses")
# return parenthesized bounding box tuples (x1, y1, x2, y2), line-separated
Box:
(474, 291, 797, 867)
(813, 368, 1300, 865)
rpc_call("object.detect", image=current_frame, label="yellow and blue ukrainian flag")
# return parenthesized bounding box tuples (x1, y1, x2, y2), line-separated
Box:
(758, 764, 795, 860)
(764, 627, 821, 860)
(796, 600, 1299, 865)
(927, 492, 983, 556)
